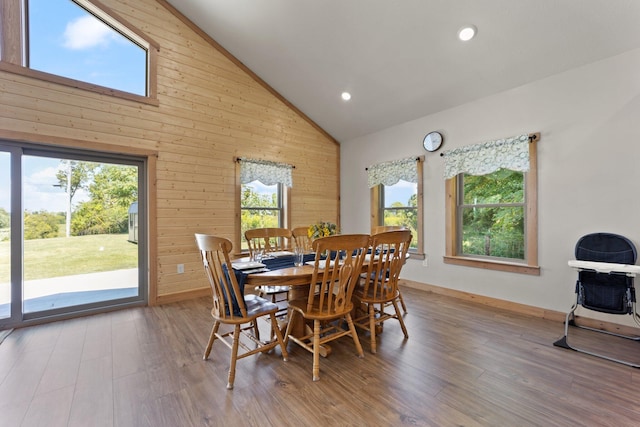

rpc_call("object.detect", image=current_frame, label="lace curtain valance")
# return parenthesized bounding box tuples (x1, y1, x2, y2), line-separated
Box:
(367, 157, 418, 188)
(239, 158, 293, 187)
(441, 133, 531, 179)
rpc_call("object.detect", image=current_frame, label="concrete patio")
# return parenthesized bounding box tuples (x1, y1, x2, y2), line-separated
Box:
(0, 268, 138, 316)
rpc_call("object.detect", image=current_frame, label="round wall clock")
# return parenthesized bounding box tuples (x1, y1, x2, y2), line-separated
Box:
(423, 131, 443, 152)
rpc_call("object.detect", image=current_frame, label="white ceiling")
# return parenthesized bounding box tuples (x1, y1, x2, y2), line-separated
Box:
(165, 0, 640, 142)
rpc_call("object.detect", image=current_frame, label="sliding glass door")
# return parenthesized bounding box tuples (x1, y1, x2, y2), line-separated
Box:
(0, 142, 147, 327)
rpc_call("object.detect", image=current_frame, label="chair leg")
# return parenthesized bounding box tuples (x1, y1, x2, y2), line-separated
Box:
(368, 303, 377, 354)
(269, 293, 278, 342)
(227, 324, 241, 390)
(262, 290, 288, 342)
(269, 313, 289, 361)
(346, 313, 364, 358)
(283, 307, 294, 347)
(392, 299, 409, 339)
(203, 321, 220, 360)
(271, 292, 289, 340)
(252, 319, 261, 342)
(398, 288, 407, 313)
(312, 319, 321, 381)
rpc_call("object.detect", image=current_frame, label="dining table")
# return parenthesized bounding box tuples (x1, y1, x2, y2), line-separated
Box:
(231, 249, 405, 356)
(232, 251, 352, 357)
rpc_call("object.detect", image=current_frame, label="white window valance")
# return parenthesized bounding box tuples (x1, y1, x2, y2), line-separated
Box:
(441, 133, 531, 179)
(239, 158, 293, 187)
(367, 157, 418, 188)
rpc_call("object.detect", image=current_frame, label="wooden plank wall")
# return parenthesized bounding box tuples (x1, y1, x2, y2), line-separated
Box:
(0, 0, 340, 303)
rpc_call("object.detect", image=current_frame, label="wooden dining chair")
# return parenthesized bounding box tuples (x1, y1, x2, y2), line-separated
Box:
(244, 227, 293, 319)
(371, 225, 409, 313)
(245, 227, 292, 255)
(285, 234, 370, 381)
(291, 226, 313, 252)
(195, 233, 288, 389)
(353, 230, 412, 353)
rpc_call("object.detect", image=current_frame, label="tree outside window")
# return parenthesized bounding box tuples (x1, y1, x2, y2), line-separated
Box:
(240, 180, 282, 250)
(458, 169, 525, 260)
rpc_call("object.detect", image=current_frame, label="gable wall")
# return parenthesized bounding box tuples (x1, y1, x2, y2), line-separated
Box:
(0, 0, 339, 302)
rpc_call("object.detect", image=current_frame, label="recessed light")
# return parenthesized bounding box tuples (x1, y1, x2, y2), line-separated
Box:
(341, 92, 351, 101)
(458, 25, 477, 41)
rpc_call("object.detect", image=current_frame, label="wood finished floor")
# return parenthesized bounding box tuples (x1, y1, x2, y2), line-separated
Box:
(1, 285, 639, 427)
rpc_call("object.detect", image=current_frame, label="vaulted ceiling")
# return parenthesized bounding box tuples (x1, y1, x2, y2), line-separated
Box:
(165, 0, 640, 142)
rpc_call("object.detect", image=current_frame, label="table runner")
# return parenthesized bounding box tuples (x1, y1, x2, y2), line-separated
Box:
(232, 253, 316, 303)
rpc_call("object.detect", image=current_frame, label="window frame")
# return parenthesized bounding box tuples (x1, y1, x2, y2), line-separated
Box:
(0, 0, 159, 105)
(370, 157, 424, 259)
(444, 137, 539, 275)
(241, 181, 284, 226)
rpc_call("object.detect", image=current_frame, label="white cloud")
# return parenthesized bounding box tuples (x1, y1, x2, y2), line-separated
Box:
(63, 15, 113, 50)
(23, 166, 88, 213)
(23, 166, 66, 212)
(0, 160, 90, 213)
(29, 166, 59, 185)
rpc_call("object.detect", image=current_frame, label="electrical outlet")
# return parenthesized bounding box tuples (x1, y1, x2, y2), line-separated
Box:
(177, 264, 184, 274)
(422, 256, 428, 267)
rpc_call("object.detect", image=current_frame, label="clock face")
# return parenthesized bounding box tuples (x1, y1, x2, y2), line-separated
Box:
(423, 131, 443, 152)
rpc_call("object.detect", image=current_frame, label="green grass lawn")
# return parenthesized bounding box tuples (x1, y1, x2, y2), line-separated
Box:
(0, 233, 137, 282)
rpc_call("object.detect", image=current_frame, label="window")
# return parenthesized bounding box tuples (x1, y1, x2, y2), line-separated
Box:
(458, 169, 525, 259)
(237, 158, 292, 252)
(444, 134, 539, 275)
(379, 180, 418, 250)
(0, 0, 158, 102)
(28, 0, 147, 95)
(369, 157, 424, 258)
(240, 180, 284, 250)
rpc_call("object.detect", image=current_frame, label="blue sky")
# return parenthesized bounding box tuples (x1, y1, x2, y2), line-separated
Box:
(383, 180, 416, 206)
(29, 0, 146, 95)
(23, 157, 91, 213)
(0, 155, 89, 213)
